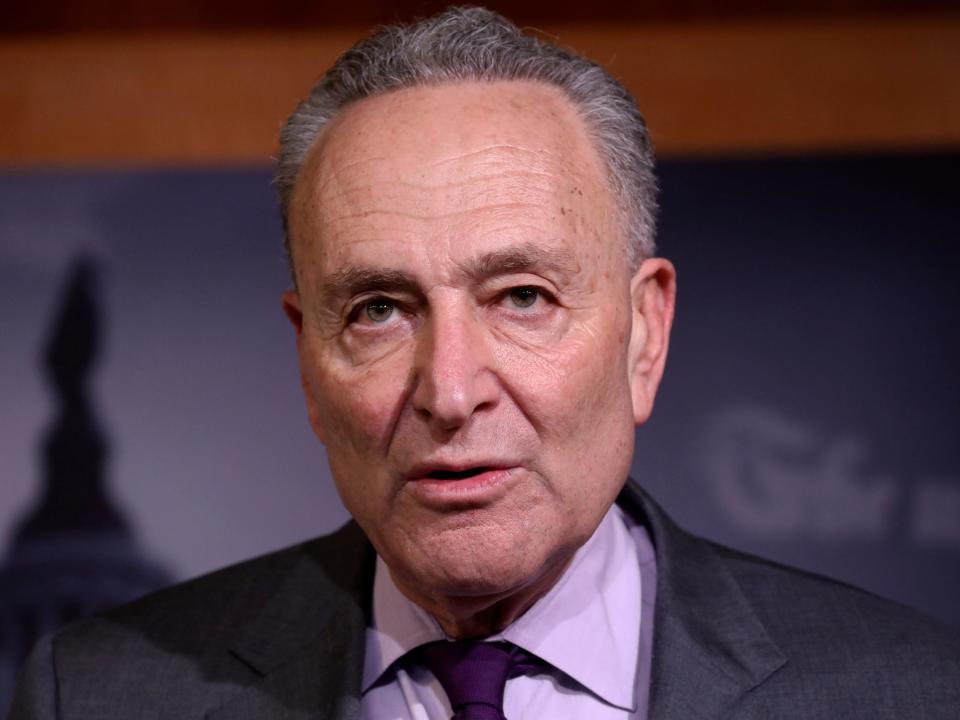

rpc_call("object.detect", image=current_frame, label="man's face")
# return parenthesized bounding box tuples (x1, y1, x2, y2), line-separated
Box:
(284, 81, 671, 614)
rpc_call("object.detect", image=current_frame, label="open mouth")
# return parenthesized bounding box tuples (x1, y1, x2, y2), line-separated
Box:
(425, 467, 493, 480)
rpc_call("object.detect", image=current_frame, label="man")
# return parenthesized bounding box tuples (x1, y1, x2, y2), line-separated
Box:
(9, 6, 960, 719)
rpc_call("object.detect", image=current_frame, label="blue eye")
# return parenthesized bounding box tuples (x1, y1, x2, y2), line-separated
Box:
(364, 298, 395, 323)
(508, 287, 539, 309)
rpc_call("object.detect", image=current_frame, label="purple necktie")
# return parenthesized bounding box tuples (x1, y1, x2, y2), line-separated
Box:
(417, 640, 537, 720)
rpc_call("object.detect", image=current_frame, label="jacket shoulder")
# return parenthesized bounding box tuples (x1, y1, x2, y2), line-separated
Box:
(715, 540, 960, 649)
(712, 541, 960, 711)
(58, 533, 308, 657)
(11, 522, 372, 719)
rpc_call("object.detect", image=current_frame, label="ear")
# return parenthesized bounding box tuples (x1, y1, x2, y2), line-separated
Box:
(281, 289, 304, 336)
(627, 258, 676, 425)
(280, 289, 327, 444)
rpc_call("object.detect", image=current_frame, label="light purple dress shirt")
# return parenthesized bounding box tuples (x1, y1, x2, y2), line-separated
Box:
(360, 505, 657, 720)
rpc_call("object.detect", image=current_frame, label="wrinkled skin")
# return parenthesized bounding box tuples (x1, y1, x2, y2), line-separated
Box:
(283, 80, 675, 637)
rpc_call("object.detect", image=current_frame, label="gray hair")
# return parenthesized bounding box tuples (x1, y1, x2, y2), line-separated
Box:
(276, 6, 657, 272)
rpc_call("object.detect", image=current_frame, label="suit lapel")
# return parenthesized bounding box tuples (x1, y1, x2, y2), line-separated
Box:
(201, 483, 784, 720)
(205, 522, 375, 720)
(618, 482, 787, 720)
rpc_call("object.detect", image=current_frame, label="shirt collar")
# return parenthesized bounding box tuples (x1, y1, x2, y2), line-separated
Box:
(363, 505, 642, 711)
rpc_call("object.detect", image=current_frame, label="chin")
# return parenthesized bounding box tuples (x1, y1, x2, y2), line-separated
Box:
(401, 519, 575, 602)
(435, 558, 534, 598)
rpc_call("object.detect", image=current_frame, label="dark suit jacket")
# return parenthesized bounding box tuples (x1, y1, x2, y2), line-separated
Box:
(9, 482, 960, 719)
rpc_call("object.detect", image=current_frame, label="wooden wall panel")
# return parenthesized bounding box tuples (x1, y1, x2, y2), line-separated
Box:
(572, 19, 960, 154)
(4, 0, 958, 33)
(1, 17, 958, 165)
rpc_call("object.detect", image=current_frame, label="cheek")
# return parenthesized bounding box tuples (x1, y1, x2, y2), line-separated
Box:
(508, 312, 630, 423)
(309, 345, 412, 459)
(498, 312, 633, 491)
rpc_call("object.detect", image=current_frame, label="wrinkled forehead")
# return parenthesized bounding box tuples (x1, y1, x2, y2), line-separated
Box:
(287, 80, 619, 276)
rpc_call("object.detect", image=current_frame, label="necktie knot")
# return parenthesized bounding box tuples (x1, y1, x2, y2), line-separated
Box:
(416, 640, 533, 720)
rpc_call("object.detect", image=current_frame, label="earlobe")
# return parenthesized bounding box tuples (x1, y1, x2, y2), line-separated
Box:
(280, 289, 327, 444)
(301, 371, 328, 446)
(281, 290, 304, 336)
(627, 258, 677, 425)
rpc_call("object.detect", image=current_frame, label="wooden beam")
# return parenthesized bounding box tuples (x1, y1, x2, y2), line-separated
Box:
(1, 17, 958, 165)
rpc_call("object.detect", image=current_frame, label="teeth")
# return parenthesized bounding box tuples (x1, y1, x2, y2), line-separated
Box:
(428, 467, 490, 480)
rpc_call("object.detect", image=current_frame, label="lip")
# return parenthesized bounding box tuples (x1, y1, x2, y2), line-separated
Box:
(403, 464, 520, 509)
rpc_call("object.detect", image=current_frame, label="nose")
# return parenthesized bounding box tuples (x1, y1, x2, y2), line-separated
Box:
(411, 302, 499, 433)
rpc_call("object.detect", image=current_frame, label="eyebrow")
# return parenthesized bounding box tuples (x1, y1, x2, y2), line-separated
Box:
(462, 243, 580, 283)
(320, 267, 420, 302)
(320, 242, 580, 301)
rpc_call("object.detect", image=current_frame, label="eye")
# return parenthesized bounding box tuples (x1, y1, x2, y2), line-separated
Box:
(357, 297, 396, 324)
(506, 286, 540, 309)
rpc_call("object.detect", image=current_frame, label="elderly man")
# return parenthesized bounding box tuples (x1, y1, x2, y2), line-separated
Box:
(9, 6, 960, 720)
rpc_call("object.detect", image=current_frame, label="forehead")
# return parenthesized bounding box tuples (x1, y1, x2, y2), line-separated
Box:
(288, 80, 618, 279)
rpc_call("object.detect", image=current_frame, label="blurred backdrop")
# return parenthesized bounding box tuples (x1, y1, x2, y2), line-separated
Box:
(2, 1, 959, 712)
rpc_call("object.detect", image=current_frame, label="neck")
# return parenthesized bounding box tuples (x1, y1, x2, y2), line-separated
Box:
(394, 554, 574, 639)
